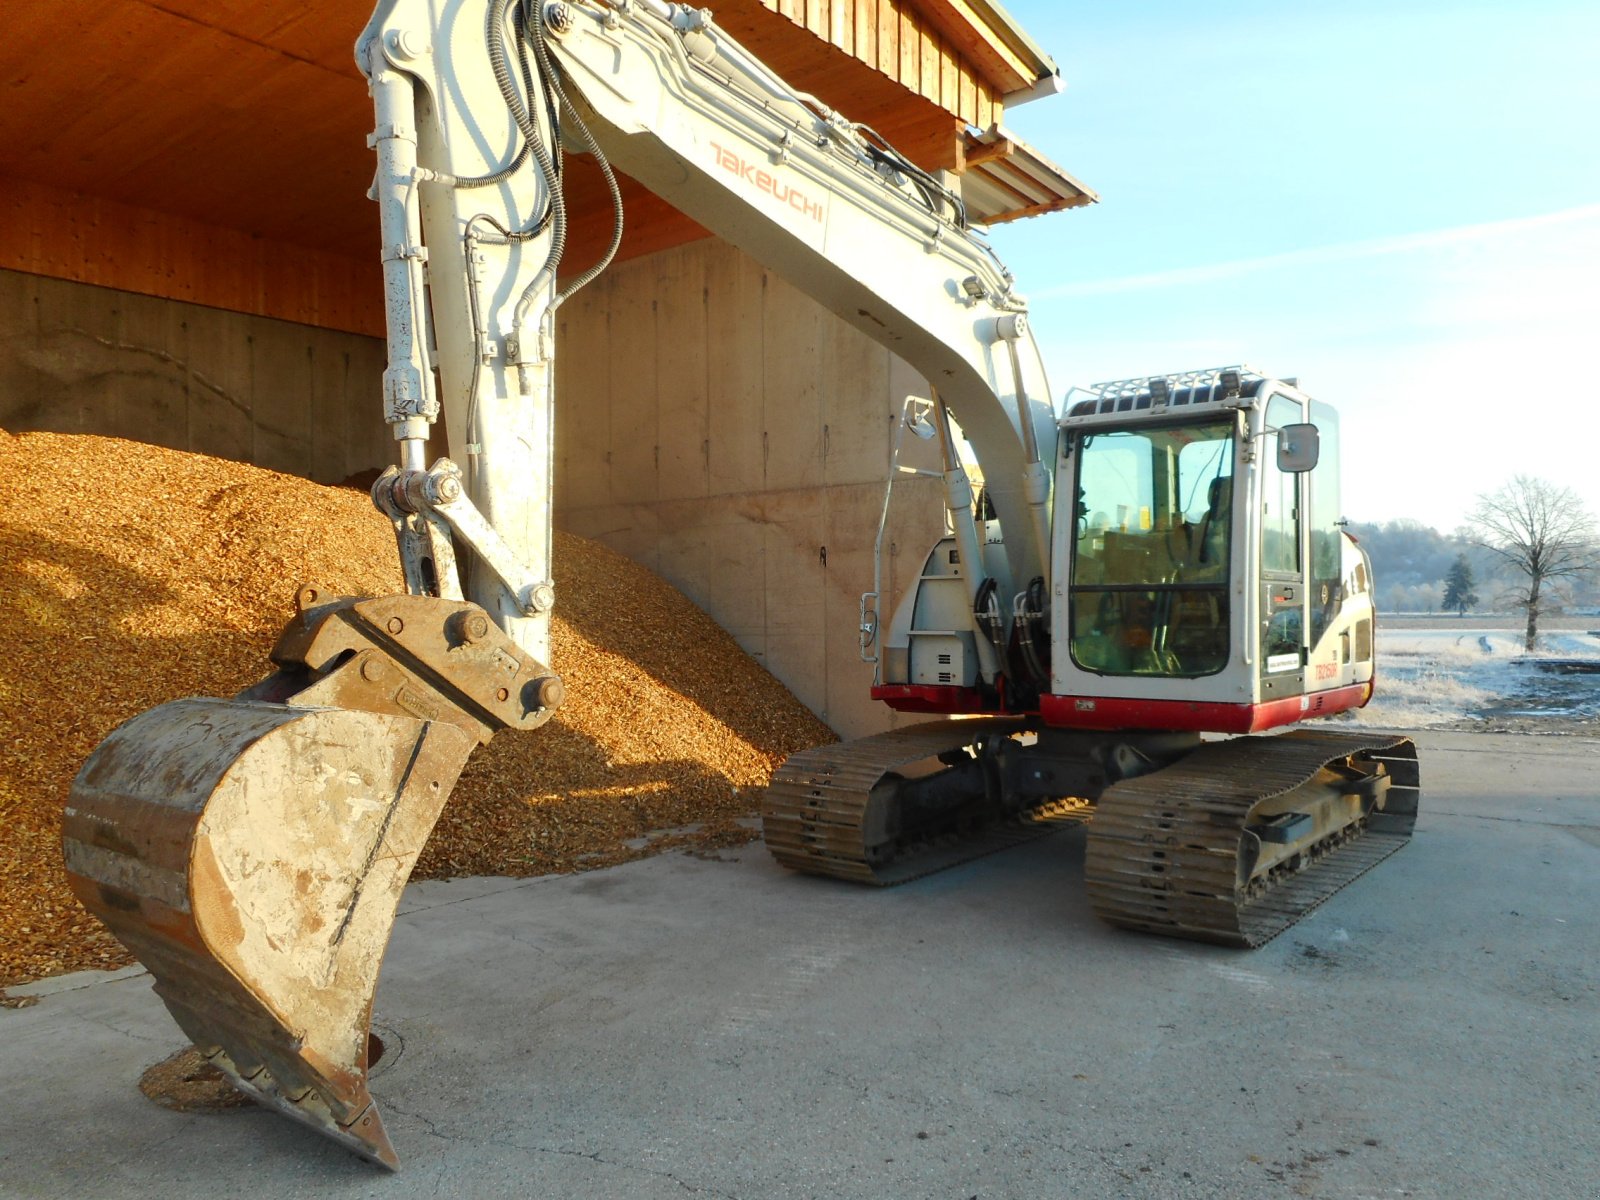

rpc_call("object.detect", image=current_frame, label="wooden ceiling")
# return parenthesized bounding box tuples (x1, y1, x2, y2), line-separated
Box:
(3, 1, 392, 257)
(1, 0, 1050, 331)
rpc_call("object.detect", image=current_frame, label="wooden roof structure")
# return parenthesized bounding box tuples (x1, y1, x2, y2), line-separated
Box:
(0, 0, 1090, 336)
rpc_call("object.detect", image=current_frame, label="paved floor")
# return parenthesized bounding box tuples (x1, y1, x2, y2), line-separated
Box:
(3, 731, 1598, 1199)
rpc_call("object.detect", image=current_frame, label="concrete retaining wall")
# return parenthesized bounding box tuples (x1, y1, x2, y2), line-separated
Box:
(553, 239, 946, 737)
(0, 268, 390, 485)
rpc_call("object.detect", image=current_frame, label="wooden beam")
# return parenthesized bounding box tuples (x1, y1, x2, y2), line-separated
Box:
(974, 80, 998, 131)
(855, 0, 876, 64)
(961, 136, 1015, 169)
(940, 34, 960, 114)
(973, 195, 1092, 226)
(805, 0, 827, 38)
(898, 6, 917, 90)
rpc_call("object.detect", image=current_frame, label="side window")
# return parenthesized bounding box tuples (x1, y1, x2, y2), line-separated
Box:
(1072, 432, 1154, 587)
(1309, 401, 1342, 643)
(1078, 436, 1152, 537)
(1260, 396, 1301, 575)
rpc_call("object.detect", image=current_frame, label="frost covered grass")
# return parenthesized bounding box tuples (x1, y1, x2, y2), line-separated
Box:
(1334, 625, 1600, 730)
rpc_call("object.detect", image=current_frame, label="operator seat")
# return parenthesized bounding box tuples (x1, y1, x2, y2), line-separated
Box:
(1159, 475, 1233, 673)
(1192, 476, 1232, 572)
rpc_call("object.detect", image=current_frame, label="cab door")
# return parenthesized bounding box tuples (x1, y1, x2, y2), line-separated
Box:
(1258, 393, 1308, 700)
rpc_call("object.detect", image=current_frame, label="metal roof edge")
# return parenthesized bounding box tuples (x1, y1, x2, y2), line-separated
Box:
(964, 0, 1061, 95)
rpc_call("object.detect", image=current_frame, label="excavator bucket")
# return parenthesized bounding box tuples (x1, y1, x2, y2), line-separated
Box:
(64, 700, 472, 1166)
(62, 590, 562, 1168)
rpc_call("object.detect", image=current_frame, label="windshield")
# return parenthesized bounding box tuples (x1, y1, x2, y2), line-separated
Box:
(1070, 419, 1234, 677)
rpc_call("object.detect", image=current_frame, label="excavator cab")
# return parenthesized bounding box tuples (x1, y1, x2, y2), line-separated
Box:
(1046, 367, 1376, 731)
(773, 365, 1417, 950)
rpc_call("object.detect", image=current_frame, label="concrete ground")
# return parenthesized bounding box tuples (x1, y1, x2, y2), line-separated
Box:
(3, 730, 1597, 1199)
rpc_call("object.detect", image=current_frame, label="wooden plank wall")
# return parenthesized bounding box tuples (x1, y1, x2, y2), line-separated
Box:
(3, 1, 1026, 333)
(0, 169, 707, 341)
(750, 0, 1006, 131)
(552, 237, 948, 738)
(1, 178, 385, 339)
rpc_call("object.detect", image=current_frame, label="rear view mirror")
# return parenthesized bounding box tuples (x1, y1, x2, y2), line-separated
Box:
(1278, 422, 1320, 473)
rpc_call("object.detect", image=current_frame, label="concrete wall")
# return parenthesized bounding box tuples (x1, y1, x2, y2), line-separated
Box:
(0, 250, 947, 739)
(554, 239, 947, 738)
(0, 268, 390, 484)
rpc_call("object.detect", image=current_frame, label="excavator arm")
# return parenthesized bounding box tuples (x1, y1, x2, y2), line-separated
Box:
(64, 0, 1059, 1170)
(356, 0, 1058, 669)
(534, 0, 1058, 597)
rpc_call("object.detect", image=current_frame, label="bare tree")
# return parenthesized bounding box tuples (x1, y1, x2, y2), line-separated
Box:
(1469, 476, 1599, 650)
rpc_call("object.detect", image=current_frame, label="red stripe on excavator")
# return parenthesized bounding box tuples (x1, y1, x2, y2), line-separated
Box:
(1038, 682, 1371, 733)
(870, 684, 1000, 714)
(871, 680, 1374, 732)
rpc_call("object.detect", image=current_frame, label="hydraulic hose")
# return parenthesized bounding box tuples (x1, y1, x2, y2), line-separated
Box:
(483, 0, 567, 340)
(513, 3, 624, 336)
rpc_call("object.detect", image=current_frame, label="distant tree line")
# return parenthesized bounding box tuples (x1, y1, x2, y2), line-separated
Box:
(1351, 477, 1600, 648)
(1344, 520, 1501, 616)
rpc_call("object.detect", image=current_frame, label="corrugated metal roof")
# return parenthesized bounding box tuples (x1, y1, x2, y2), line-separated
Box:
(960, 126, 1098, 225)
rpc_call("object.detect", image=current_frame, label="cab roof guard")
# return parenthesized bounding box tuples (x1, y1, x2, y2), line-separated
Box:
(1064, 365, 1272, 419)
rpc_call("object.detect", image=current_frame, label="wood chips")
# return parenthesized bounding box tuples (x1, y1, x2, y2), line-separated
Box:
(0, 429, 833, 988)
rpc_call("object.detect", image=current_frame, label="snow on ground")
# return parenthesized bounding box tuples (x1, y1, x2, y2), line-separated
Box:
(1333, 624, 1600, 730)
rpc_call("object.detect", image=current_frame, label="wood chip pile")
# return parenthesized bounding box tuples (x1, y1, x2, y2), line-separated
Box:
(0, 429, 834, 988)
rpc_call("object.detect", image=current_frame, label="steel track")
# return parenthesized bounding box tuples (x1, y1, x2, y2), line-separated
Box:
(761, 719, 1091, 886)
(1084, 730, 1419, 947)
(762, 723, 1419, 947)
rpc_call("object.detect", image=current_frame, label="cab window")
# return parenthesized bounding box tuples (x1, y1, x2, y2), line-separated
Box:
(1070, 419, 1233, 677)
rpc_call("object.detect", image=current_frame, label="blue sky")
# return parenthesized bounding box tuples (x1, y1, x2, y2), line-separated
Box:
(985, 0, 1600, 531)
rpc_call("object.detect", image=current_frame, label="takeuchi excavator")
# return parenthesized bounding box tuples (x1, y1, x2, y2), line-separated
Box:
(61, 0, 1419, 1170)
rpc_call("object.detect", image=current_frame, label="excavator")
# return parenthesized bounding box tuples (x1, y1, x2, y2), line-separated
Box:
(60, 0, 1419, 1170)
